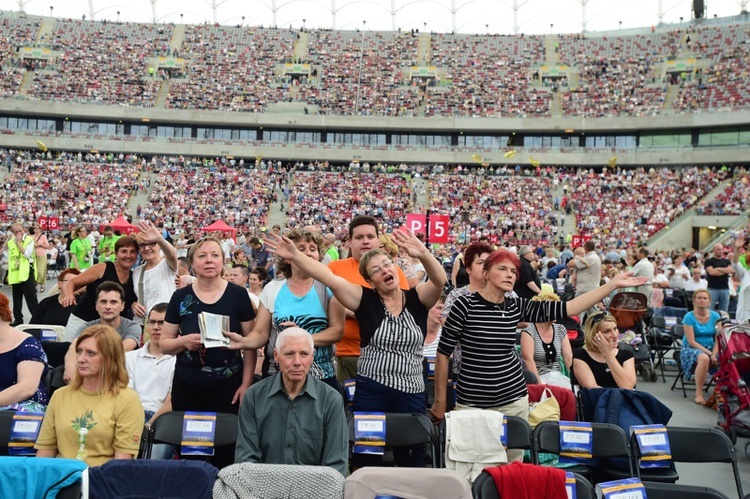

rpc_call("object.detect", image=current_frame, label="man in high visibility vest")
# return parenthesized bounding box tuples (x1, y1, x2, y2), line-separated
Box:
(7, 221, 38, 325)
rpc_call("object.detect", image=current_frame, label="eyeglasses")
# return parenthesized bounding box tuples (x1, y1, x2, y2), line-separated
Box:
(139, 242, 157, 249)
(368, 260, 394, 279)
(147, 319, 165, 327)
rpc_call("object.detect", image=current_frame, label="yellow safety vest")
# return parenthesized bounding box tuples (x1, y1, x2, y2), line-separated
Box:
(8, 235, 33, 285)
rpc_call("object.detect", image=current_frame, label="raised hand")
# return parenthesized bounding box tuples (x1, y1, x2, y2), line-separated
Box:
(137, 220, 162, 242)
(263, 232, 298, 261)
(610, 271, 649, 289)
(391, 227, 426, 258)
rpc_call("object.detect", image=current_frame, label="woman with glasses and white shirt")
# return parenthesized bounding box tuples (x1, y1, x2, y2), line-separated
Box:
(573, 312, 637, 389)
(130, 221, 178, 326)
(230, 228, 446, 467)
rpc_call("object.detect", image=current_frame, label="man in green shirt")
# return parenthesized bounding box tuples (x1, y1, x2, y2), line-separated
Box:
(235, 327, 348, 476)
(322, 233, 339, 263)
(98, 225, 120, 263)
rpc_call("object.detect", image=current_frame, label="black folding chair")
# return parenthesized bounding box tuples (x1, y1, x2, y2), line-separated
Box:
(523, 369, 539, 384)
(472, 468, 594, 498)
(46, 365, 66, 398)
(146, 411, 239, 461)
(632, 427, 743, 499)
(0, 410, 16, 456)
(642, 482, 729, 499)
(532, 421, 634, 483)
(648, 316, 680, 382)
(348, 412, 439, 468)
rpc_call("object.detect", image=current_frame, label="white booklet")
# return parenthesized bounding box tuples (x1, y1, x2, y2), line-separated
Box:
(198, 312, 230, 348)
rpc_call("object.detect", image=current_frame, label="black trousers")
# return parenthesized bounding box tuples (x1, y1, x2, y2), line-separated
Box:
(12, 274, 38, 324)
(171, 373, 241, 469)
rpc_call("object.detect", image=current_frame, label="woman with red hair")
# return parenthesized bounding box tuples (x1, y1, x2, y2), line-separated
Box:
(0, 293, 48, 412)
(431, 248, 645, 460)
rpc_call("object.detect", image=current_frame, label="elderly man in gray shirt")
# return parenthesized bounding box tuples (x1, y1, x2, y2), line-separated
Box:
(235, 327, 348, 476)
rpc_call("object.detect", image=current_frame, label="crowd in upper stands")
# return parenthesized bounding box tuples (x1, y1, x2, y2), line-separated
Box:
(166, 25, 295, 112)
(2, 14, 750, 117)
(28, 19, 170, 106)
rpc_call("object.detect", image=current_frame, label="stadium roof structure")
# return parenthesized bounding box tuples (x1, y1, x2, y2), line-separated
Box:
(3, 0, 749, 34)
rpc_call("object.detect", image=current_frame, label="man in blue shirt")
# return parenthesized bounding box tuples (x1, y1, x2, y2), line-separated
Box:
(235, 327, 348, 476)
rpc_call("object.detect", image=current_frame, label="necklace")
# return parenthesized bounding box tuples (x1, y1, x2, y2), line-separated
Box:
(195, 281, 224, 303)
(287, 277, 314, 297)
(379, 290, 406, 317)
(480, 290, 508, 316)
(115, 265, 130, 283)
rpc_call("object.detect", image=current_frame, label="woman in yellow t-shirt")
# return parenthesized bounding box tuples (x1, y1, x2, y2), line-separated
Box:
(35, 325, 144, 466)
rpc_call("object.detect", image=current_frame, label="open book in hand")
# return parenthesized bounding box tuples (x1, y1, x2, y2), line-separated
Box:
(198, 312, 230, 348)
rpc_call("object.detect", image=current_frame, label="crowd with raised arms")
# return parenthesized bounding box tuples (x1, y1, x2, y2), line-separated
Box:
(1, 196, 748, 478)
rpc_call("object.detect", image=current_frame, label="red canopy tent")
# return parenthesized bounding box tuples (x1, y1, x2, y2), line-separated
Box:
(102, 216, 139, 235)
(201, 220, 237, 236)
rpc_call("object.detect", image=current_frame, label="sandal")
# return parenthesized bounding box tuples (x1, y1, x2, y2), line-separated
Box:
(694, 396, 706, 405)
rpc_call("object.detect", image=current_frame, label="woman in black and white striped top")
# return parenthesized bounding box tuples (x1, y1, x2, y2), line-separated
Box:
(520, 290, 573, 389)
(431, 248, 647, 428)
(263, 228, 446, 466)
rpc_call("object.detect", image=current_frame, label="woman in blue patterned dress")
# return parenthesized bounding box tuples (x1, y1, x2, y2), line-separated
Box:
(0, 293, 48, 412)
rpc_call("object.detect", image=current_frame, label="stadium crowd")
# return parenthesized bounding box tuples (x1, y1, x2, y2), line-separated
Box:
(2, 16, 750, 117)
(28, 19, 170, 106)
(0, 153, 141, 228)
(571, 165, 725, 244)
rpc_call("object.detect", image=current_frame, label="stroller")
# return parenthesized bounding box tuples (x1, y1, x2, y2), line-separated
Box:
(715, 321, 750, 459)
(609, 292, 656, 382)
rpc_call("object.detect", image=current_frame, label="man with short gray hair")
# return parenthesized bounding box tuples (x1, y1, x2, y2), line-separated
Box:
(235, 327, 348, 476)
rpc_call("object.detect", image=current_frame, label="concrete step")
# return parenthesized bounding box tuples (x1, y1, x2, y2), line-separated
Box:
(664, 83, 679, 110)
(417, 33, 431, 65)
(36, 17, 56, 44)
(155, 81, 170, 108)
(19, 70, 35, 93)
(169, 24, 187, 53)
(545, 34, 560, 64)
(293, 31, 310, 61)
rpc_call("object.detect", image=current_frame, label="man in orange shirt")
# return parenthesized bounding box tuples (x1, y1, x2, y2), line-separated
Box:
(329, 216, 409, 383)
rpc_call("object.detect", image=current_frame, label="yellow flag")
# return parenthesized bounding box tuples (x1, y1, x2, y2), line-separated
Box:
(504, 150, 517, 159)
(608, 154, 617, 167)
(529, 156, 541, 168)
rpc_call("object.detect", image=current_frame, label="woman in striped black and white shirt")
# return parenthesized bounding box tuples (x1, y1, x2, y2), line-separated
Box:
(264, 228, 446, 467)
(430, 248, 646, 460)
